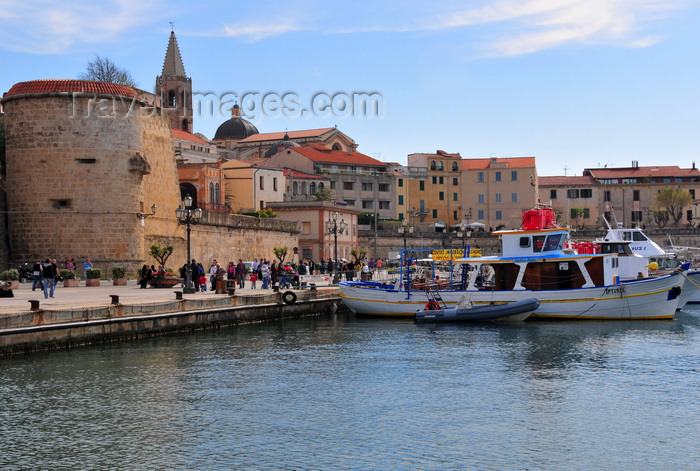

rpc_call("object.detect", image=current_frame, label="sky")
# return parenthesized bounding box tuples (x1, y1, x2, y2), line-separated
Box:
(1, 0, 699, 176)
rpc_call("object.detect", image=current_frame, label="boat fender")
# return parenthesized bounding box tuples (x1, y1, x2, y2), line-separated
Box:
(669, 285, 682, 300)
(425, 301, 439, 310)
(282, 290, 297, 305)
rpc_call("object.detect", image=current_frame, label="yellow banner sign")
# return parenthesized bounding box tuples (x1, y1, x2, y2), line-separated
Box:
(432, 248, 481, 260)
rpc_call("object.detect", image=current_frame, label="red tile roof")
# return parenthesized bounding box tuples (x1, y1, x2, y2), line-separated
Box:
(172, 128, 211, 146)
(4, 79, 137, 99)
(291, 146, 386, 167)
(461, 157, 536, 170)
(238, 128, 336, 144)
(584, 166, 700, 178)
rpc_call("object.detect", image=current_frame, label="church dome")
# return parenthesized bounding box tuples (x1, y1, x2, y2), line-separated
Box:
(213, 104, 259, 140)
(264, 133, 300, 158)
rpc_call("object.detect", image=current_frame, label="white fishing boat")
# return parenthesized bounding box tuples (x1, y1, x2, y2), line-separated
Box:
(339, 204, 686, 319)
(598, 221, 700, 307)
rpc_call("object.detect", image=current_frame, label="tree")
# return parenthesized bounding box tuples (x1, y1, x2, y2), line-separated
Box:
(273, 247, 288, 266)
(570, 207, 584, 229)
(654, 187, 693, 227)
(79, 55, 136, 87)
(652, 209, 669, 229)
(351, 247, 369, 262)
(150, 244, 174, 268)
(313, 188, 333, 201)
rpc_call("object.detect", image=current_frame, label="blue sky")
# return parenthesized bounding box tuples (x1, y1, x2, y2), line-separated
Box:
(1, 0, 699, 176)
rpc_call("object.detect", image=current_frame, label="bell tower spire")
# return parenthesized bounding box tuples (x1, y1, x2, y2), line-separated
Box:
(156, 30, 193, 133)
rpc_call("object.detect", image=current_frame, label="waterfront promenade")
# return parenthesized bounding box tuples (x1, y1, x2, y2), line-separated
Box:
(0, 280, 279, 316)
(0, 280, 341, 353)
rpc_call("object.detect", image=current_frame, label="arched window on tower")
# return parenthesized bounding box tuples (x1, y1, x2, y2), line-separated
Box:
(209, 182, 215, 204)
(168, 90, 176, 107)
(437, 161, 444, 171)
(452, 161, 458, 171)
(430, 161, 436, 170)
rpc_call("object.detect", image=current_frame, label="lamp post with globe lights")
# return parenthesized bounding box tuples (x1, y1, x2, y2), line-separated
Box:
(397, 218, 413, 251)
(175, 195, 203, 293)
(325, 211, 348, 283)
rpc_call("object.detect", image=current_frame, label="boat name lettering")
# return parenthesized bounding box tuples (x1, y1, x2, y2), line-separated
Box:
(603, 286, 622, 294)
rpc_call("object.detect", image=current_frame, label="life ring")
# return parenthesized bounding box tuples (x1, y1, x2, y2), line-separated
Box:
(282, 290, 297, 305)
(425, 301, 439, 310)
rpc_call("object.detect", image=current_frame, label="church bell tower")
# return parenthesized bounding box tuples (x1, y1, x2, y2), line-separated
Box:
(156, 30, 193, 132)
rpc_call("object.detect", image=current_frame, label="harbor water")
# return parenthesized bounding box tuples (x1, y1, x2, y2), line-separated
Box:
(1, 307, 699, 470)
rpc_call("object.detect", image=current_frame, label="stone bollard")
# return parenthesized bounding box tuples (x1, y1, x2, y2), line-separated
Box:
(174, 291, 183, 300)
(28, 300, 40, 311)
(109, 295, 120, 305)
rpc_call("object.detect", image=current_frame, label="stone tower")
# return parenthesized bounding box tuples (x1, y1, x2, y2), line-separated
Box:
(0, 80, 182, 270)
(156, 30, 193, 133)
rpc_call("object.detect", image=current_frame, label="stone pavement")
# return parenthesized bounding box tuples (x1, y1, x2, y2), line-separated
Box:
(0, 280, 286, 316)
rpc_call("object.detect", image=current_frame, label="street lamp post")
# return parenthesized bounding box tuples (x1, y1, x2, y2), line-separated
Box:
(175, 195, 203, 294)
(325, 211, 348, 283)
(397, 218, 413, 251)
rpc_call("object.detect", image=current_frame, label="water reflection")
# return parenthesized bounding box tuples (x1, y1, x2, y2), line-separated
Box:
(1, 310, 699, 470)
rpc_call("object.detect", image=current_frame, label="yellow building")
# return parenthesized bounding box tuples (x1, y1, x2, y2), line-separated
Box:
(406, 151, 463, 229)
(461, 157, 538, 230)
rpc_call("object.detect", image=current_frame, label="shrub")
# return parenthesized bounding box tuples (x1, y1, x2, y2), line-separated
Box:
(60, 269, 76, 280)
(112, 266, 127, 279)
(0, 268, 19, 281)
(86, 268, 102, 279)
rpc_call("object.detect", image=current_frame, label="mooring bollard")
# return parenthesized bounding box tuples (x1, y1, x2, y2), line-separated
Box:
(109, 295, 119, 305)
(174, 291, 183, 300)
(28, 300, 40, 311)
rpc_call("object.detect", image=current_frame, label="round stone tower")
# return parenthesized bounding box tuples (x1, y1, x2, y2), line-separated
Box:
(1, 79, 181, 271)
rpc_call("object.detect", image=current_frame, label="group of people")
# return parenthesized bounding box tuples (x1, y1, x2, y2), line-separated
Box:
(31, 259, 60, 298)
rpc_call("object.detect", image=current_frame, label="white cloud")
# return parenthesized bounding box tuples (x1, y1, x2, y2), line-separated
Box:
(0, 0, 166, 54)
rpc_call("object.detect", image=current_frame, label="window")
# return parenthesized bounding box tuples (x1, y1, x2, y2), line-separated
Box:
(511, 193, 518, 203)
(478, 210, 484, 219)
(419, 181, 425, 191)
(259, 176, 264, 190)
(520, 237, 531, 248)
(432, 176, 437, 184)
(453, 211, 458, 220)
(398, 178, 404, 187)
(551, 189, 557, 199)
(273, 177, 278, 191)
(633, 190, 640, 201)
(379, 183, 390, 192)
(398, 212, 404, 220)
(209, 182, 215, 204)
(330, 181, 336, 190)
(478, 172, 484, 183)
(293, 182, 298, 195)
(432, 209, 438, 218)
(301, 182, 307, 194)
(453, 177, 458, 185)
(580, 189, 592, 198)
(345, 199, 355, 206)
(631, 211, 643, 222)
(362, 200, 374, 209)
(690, 189, 695, 198)
(398, 195, 404, 205)
(511, 171, 518, 181)
(437, 161, 443, 170)
(430, 161, 436, 170)
(362, 182, 373, 191)
(379, 201, 391, 210)
(452, 162, 458, 171)
(495, 193, 501, 203)
(496, 211, 502, 220)
(478, 194, 485, 204)
(309, 182, 316, 195)
(453, 192, 458, 201)
(584, 208, 590, 218)
(604, 190, 610, 202)
(495, 171, 502, 182)
(420, 200, 425, 212)
(439, 176, 444, 184)
(439, 191, 444, 201)
(343, 181, 354, 190)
